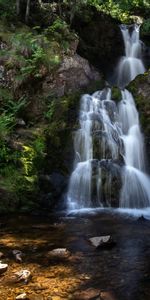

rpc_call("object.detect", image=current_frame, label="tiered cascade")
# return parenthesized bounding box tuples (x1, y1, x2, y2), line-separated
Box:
(67, 24, 150, 210)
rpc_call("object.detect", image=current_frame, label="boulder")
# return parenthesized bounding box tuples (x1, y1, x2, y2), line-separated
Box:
(72, 6, 124, 76)
(42, 54, 101, 97)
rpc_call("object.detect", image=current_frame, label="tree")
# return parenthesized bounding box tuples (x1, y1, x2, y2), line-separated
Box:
(16, 0, 20, 15)
(25, 0, 31, 23)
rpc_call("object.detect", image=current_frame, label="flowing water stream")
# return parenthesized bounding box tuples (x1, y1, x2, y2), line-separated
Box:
(67, 24, 150, 212)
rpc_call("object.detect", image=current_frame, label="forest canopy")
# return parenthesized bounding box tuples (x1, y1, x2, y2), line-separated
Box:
(0, 0, 150, 25)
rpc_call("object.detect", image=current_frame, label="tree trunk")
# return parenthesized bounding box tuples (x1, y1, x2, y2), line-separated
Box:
(16, 0, 20, 15)
(58, 0, 62, 17)
(25, 0, 31, 23)
(70, 0, 77, 25)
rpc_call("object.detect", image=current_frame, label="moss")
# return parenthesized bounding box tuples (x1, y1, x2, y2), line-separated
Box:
(111, 87, 121, 102)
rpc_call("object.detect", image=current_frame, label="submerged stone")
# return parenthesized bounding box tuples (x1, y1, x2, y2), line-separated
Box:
(14, 270, 31, 283)
(0, 262, 8, 274)
(89, 236, 115, 249)
(12, 250, 23, 263)
(74, 288, 101, 300)
(47, 248, 71, 259)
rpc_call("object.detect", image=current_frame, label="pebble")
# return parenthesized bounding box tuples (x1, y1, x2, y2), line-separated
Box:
(14, 270, 31, 283)
(0, 262, 8, 274)
(47, 248, 70, 259)
(16, 293, 27, 300)
(0, 252, 4, 258)
(12, 250, 23, 263)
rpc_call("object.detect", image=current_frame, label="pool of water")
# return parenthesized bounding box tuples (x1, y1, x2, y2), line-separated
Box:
(0, 209, 150, 299)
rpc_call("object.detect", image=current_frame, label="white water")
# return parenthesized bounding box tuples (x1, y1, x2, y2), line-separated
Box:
(67, 24, 150, 212)
(116, 24, 145, 88)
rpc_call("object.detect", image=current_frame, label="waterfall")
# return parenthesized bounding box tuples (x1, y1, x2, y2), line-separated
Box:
(67, 24, 150, 211)
(116, 24, 145, 88)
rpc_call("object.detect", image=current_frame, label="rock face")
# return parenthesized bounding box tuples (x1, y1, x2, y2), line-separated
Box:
(72, 7, 124, 77)
(128, 70, 150, 171)
(42, 53, 101, 97)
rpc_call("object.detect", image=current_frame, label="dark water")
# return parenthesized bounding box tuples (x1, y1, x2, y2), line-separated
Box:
(0, 210, 150, 299)
(64, 210, 150, 300)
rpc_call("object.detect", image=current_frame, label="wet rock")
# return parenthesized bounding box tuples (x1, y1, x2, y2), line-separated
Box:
(89, 235, 115, 249)
(138, 215, 148, 222)
(16, 119, 26, 127)
(12, 250, 23, 263)
(74, 288, 101, 300)
(16, 293, 27, 300)
(100, 291, 117, 300)
(14, 270, 31, 283)
(0, 252, 4, 259)
(47, 248, 71, 259)
(0, 262, 8, 274)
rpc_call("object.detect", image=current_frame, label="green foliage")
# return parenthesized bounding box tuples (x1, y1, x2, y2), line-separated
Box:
(2, 96, 27, 116)
(0, 132, 46, 209)
(84, 0, 150, 22)
(0, 113, 15, 139)
(0, 0, 15, 19)
(44, 18, 77, 52)
(4, 29, 62, 80)
(141, 18, 150, 35)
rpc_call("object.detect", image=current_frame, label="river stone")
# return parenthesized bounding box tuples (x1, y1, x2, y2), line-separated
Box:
(89, 235, 115, 248)
(47, 248, 70, 259)
(0, 252, 4, 259)
(74, 288, 101, 299)
(14, 270, 31, 283)
(12, 250, 23, 263)
(0, 262, 8, 274)
(100, 291, 117, 300)
(16, 293, 27, 300)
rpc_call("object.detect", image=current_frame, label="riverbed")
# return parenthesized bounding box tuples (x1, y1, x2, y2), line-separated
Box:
(0, 209, 150, 300)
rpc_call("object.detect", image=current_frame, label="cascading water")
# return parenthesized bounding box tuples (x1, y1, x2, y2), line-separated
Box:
(116, 24, 145, 88)
(67, 24, 150, 211)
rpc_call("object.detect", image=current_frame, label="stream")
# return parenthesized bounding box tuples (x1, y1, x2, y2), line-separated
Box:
(0, 210, 150, 300)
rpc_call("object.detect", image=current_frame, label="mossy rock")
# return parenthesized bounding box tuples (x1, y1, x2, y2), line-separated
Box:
(111, 87, 122, 102)
(128, 70, 150, 136)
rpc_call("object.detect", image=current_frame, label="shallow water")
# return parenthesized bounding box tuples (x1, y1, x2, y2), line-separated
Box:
(0, 211, 150, 300)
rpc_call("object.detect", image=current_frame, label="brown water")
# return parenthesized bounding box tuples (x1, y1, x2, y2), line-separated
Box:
(0, 210, 150, 300)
